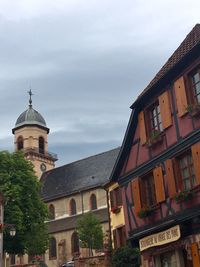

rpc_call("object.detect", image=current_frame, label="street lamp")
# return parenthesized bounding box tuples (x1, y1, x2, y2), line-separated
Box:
(0, 193, 16, 267)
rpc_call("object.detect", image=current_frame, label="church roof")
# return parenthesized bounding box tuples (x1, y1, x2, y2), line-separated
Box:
(41, 147, 120, 201)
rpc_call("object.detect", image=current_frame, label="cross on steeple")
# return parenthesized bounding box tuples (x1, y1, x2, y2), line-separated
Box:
(28, 89, 33, 107)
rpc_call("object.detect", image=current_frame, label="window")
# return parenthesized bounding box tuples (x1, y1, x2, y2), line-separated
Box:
(49, 237, 57, 259)
(10, 254, 15, 265)
(17, 136, 23, 150)
(191, 69, 200, 104)
(71, 231, 79, 255)
(113, 226, 126, 249)
(110, 187, 122, 210)
(39, 136, 45, 154)
(177, 152, 196, 191)
(149, 102, 163, 133)
(70, 198, 77, 215)
(140, 173, 156, 208)
(90, 194, 97, 210)
(49, 204, 55, 220)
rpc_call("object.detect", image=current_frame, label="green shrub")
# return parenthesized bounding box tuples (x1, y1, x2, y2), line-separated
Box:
(111, 246, 140, 267)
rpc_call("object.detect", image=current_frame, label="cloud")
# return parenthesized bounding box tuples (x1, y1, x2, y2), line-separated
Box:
(0, 0, 199, 164)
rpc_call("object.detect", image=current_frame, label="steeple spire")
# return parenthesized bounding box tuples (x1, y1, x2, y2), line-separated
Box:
(28, 89, 33, 108)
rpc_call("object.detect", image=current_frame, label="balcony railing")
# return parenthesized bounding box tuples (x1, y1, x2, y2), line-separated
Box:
(21, 147, 58, 161)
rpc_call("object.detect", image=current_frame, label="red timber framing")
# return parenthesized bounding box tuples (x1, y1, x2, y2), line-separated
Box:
(109, 24, 200, 266)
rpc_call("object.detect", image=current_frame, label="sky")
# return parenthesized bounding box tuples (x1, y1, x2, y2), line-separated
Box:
(0, 0, 199, 166)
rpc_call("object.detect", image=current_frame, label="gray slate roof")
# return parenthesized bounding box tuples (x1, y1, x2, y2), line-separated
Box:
(41, 147, 120, 201)
(47, 208, 108, 234)
(15, 106, 47, 128)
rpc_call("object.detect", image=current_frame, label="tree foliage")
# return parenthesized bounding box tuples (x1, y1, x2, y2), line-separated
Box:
(77, 212, 103, 255)
(111, 246, 140, 267)
(0, 151, 49, 255)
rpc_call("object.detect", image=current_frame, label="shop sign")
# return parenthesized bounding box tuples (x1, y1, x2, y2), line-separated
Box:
(139, 225, 181, 251)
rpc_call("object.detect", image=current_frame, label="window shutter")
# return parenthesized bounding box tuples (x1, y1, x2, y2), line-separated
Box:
(110, 190, 115, 208)
(138, 111, 147, 145)
(174, 76, 188, 117)
(191, 142, 200, 186)
(153, 166, 165, 203)
(191, 243, 200, 267)
(122, 226, 126, 246)
(116, 188, 122, 206)
(131, 177, 142, 214)
(113, 229, 117, 249)
(165, 159, 177, 198)
(159, 91, 172, 129)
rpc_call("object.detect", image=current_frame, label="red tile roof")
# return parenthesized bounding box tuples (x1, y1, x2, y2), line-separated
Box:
(138, 24, 200, 99)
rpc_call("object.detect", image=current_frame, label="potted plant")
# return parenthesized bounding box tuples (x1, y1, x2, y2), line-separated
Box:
(174, 190, 194, 203)
(137, 207, 153, 218)
(186, 103, 200, 117)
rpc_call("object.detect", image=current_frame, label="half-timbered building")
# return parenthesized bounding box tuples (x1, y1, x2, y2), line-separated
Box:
(110, 24, 200, 266)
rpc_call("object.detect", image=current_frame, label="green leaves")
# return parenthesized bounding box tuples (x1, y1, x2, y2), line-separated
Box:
(0, 151, 48, 255)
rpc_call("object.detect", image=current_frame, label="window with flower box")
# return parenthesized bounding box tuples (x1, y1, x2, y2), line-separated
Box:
(131, 166, 166, 216)
(165, 143, 200, 201)
(138, 90, 172, 145)
(191, 69, 200, 104)
(110, 187, 122, 213)
(174, 65, 200, 117)
(177, 151, 196, 191)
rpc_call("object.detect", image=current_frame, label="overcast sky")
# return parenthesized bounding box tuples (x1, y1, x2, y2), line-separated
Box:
(0, 0, 199, 166)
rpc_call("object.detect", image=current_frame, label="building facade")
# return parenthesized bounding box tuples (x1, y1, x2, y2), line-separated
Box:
(41, 148, 119, 267)
(110, 24, 200, 266)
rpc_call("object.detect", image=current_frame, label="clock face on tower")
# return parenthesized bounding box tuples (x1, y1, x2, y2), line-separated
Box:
(40, 163, 47, 172)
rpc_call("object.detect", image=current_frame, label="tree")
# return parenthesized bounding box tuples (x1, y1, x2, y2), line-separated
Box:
(111, 246, 140, 267)
(77, 212, 103, 256)
(0, 151, 49, 255)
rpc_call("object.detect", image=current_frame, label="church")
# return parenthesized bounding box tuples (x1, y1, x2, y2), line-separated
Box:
(11, 91, 119, 267)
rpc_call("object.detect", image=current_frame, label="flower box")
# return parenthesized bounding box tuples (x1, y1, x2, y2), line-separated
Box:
(174, 190, 194, 203)
(186, 104, 200, 117)
(146, 130, 163, 148)
(111, 206, 121, 214)
(137, 208, 153, 218)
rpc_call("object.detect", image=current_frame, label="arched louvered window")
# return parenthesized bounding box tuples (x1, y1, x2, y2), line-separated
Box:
(70, 199, 77, 215)
(17, 136, 24, 151)
(90, 194, 97, 210)
(49, 204, 55, 220)
(71, 231, 79, 255)
(49, 237, 57, 259)
(39, 136, 45, 154)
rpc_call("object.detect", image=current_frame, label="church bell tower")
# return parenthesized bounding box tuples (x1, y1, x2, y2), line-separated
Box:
(12, 90, 57, 178)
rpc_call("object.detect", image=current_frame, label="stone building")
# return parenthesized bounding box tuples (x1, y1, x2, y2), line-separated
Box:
(12, 91, 119, 267)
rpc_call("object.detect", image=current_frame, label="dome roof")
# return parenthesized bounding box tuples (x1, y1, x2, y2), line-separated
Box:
(15, 106, 47, 128)
(12, 90, 49, 133)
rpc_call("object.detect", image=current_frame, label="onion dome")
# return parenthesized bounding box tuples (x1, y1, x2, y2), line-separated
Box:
(12, 90, 49, 133)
